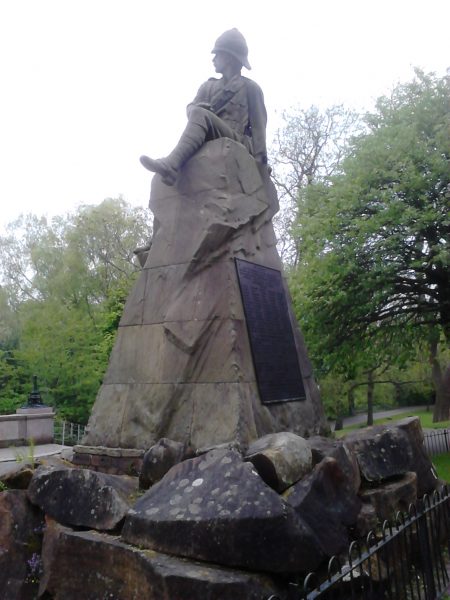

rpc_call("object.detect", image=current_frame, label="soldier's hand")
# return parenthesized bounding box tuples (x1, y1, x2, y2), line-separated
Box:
(195, 102, 213, 111)
(187, 102, 213, 118)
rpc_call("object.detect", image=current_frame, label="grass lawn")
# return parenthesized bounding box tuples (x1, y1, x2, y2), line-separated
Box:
(432, 453, 450, 483)
(404, 410, 450, 430)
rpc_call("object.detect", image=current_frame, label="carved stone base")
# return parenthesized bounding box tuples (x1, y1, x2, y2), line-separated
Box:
(83, 139, 328, 450)
(71, 445, 144, 475)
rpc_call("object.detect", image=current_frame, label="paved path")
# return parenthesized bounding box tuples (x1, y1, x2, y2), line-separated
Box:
(0, 443, 68, 463)
(340, 405, 429, 428)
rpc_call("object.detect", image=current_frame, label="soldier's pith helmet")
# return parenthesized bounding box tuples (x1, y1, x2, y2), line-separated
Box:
(211, 28, 251, 70)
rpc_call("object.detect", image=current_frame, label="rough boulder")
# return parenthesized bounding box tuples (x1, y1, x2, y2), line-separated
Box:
(122, 448, 324, 574)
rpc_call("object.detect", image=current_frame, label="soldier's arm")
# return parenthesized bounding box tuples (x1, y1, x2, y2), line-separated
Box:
(246, 80, 268, 164)
(186, 80, 216, 116)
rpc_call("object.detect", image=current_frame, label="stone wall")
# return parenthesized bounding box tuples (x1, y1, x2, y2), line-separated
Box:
(0, 408, 54, 448)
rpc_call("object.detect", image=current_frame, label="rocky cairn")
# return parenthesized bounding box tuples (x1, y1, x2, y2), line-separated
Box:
(0, 417, 440, 600)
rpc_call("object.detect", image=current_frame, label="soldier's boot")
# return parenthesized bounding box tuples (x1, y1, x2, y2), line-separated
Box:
(140, 122, 206, 186)
(139, 156, 178, 185)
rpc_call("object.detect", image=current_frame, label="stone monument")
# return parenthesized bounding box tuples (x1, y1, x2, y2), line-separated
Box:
(82, 29, 328, 456)
(0, 376, 54, 447)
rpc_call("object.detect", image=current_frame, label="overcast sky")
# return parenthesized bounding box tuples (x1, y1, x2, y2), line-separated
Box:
(0, 0, 448, 230)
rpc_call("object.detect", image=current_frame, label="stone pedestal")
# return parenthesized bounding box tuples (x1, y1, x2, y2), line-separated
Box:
(72, 445, 144, 475)
(83, 139, 328, 451)
(0, 408, 55, 447)
(16, 406, 53, 415)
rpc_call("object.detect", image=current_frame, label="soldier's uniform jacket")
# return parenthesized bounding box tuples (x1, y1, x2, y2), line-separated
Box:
(188, 74, 268, 164)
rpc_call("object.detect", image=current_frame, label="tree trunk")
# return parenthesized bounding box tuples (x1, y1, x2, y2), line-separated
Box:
(347, 386, 355, 416)
(431, 338, 450, 422)
(367, 370, 374, 426)
(394, 382, 401, 406)
(334, 415, 344, 431)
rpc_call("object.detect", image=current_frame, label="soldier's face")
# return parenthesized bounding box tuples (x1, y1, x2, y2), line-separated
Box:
(213, 51, 230, 74)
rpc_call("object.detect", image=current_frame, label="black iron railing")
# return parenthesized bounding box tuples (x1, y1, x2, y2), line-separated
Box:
(424, 429, 450, 457)
(268, 487, 450, 600)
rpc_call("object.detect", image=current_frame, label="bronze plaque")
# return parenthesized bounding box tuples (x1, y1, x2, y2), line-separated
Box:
(235, 259, 306, 404)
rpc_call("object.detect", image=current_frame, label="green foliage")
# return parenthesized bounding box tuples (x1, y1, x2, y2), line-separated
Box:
(316, 358, 433, 421)
(289, 70, 449, 415)
(395, 382, 434, 407)
(97, 278, 136, 362)
(315, 371, 348, 419)
(15, 300, 106, 422)
(431, 454, 450, 483)
(15, 438, 35, 466)
(0, 198, 151, 423)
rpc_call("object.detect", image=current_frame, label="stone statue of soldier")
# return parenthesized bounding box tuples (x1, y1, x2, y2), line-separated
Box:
(140, 28, 268, 186)
(82, 26, 327, 456)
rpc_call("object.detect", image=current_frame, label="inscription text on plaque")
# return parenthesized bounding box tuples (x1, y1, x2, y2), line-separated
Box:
(235, 259, 306, 404)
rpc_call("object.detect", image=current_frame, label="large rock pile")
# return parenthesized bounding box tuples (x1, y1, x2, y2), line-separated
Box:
(0, 417, 440, 599)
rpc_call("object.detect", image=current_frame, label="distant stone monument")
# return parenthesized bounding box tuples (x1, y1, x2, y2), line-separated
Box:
(0, 376, 54, 447)
(83, 29, 328, 453)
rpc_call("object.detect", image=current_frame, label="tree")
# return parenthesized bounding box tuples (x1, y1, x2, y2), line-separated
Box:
(15, 299, 105, 422)
(0, 198, 152, 421)
(270, 104, 362, 265)
(0, 198, 150, 307)
(292, 70, 450, 421)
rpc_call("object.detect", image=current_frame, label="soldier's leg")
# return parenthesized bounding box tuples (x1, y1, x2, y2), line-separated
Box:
(140, 107, 240, 185)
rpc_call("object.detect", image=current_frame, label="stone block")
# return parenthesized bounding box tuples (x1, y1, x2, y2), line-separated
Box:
(118, 265, 149, 326)
(360, 472, 418, 521)
(0, 463, 34, 489)
(396, 417, 439, 496)
(175, 137, 264, 197)
(188, 382, 260, 450)
(147, 142, 270, 269)
(16, 406, 53, 414)
(122, 449, 324, 574)
(0, 411, 54, 446)
(103, 318, 255, 386)
(355, 503, 379, 537)
(39, 519, 285, 600)
(27, 466, 138, 530)
(0, 490, 44, 600)
(0, 414, 20, 444)
(121, 260, 246, 327)
(245, 432, 312, 492)
(308, 435, 361, 492)
(84, 382, 185, 449)
(284, 457, 362, 557)
(85, 382, 265, 451)
(344, 427, 413, 483)
(73, 445, 144, 457)
(140, 438, 186, 487)
(344, 418, 438, 496)
(70, 452, 91, 466)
